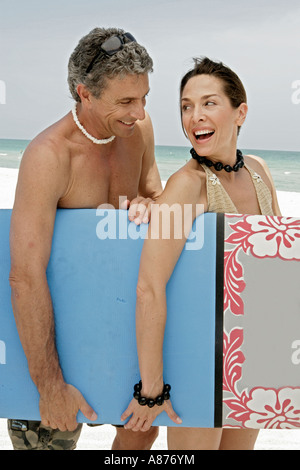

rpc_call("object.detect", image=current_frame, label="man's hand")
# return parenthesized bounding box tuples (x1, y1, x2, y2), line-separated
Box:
(123, 197, 154, 225)
(39, 382, 97, 431)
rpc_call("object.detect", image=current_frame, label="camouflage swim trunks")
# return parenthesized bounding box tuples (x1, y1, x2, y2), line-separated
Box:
(7, 419, 82, 450)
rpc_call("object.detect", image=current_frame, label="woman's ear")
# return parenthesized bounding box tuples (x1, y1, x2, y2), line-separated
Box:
(236, 102, 248, 126)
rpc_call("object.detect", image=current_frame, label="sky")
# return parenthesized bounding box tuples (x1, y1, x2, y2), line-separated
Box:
(0, 0, 299, 151)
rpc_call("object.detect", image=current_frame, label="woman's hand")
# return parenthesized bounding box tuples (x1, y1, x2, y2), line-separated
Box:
(121, 397, 182, 432)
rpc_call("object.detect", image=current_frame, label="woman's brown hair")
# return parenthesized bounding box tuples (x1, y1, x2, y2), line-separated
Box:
(180, 57, 247, 136)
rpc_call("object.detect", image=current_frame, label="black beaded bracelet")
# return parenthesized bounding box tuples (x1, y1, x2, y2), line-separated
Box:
(133, 381, 171, 408)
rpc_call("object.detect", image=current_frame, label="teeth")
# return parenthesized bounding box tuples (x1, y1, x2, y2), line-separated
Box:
(121, 121, 134, 125)
(195, 130, 214, 136)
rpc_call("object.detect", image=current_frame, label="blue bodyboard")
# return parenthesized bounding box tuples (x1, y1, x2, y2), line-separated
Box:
(1, 210, 300, 429)
(0, 209, 217, 427)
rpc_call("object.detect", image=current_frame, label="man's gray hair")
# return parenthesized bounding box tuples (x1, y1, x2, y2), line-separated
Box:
(68, 27, 153, 102)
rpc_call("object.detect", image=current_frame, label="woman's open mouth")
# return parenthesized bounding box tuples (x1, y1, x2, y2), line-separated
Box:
(194, 129, 215, 142)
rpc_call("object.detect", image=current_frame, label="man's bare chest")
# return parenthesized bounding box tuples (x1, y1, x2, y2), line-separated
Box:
(58, 153, 142, 209)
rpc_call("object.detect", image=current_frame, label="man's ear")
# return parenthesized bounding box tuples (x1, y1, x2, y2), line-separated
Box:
(76, 84, 92, 106)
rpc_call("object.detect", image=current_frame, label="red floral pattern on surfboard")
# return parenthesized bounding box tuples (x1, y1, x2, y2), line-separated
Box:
(223, 215, 300, 429)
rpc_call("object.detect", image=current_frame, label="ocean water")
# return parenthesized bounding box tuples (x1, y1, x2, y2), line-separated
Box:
(0, 139, 299, 193)
(155, 145, 300, 192)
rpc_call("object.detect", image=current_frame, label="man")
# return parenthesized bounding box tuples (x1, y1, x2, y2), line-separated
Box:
(8, 27, 162, 450)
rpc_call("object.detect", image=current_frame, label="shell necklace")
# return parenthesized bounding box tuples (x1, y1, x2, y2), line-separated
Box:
(72, 103, 115, 144)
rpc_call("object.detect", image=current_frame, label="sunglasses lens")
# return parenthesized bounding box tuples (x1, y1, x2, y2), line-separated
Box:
(124, 32, 136, 43)
(86, 32, 137, 73)
(101, 36, 123, 55)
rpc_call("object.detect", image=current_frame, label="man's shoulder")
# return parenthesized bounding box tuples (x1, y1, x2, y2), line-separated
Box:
(16, 118, 72, 200)
(24, 116, 72, 164)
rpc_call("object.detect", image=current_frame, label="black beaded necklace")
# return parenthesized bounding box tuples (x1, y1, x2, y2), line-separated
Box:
(190, 148, 244, 172)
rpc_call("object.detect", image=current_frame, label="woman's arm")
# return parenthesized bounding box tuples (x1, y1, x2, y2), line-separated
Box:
(247, 155, 282, 216)
(259, 159, 282, 216)
(121, 169, 203, 431)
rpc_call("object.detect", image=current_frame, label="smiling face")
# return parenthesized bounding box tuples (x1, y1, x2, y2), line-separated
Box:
(79, 73, 150, 139)
(181, 74, 247, 160)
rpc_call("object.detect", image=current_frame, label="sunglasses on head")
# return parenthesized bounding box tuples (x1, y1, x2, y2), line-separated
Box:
(86, 32, 136, 74)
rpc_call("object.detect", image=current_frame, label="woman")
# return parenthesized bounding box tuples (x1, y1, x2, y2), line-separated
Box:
(121, 57, 281, 449)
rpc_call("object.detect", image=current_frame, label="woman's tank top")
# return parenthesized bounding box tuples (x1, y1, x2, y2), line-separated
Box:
(200, 163, 274, 215)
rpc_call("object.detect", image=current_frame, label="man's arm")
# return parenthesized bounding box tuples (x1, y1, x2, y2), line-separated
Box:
(128, 112, 163, 224)
(9, 140, 96, 430)
(138, 112, 163, 201)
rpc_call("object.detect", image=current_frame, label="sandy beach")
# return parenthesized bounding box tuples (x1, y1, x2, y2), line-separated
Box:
(0, 419, 300, 450)
(0, 167, 300, 450)
(0, 168, 299, 215)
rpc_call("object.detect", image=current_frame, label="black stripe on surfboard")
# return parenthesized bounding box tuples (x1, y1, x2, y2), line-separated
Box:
(214, 213, 224, 428)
